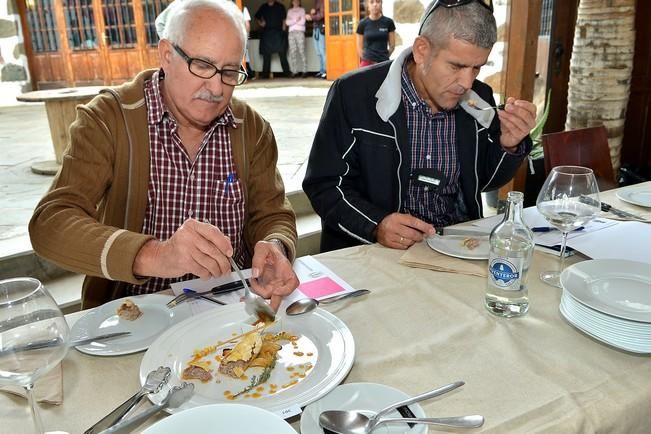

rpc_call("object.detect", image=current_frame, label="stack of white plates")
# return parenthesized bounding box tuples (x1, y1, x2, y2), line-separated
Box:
(559, 259, 651, 354)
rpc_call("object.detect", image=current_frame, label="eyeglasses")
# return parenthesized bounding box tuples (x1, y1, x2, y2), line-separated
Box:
(172, 44, 248, 86)
(419, 0, 494, 34)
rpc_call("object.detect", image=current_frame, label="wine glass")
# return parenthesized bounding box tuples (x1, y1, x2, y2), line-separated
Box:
(0, 277, 70, 434)
(536, 166, 600, 287)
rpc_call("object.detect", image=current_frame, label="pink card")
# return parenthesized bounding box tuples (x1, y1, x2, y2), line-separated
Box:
(298, 276, 346, 299)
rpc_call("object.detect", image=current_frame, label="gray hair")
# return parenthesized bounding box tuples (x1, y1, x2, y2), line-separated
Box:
(163, 0, 247, 50)
(419, 1, 497, 50)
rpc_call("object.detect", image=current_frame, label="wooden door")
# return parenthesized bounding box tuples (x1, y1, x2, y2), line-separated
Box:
(324, 0, 359, 80)
(18, 0, 168, 87)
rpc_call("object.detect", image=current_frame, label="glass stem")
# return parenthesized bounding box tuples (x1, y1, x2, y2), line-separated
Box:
(558, 231, 569, 273)
(25, 383, 44, 434)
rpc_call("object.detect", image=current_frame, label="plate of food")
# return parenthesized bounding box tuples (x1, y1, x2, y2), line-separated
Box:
(139, 303, 355, 416)
(425, 235, 490, 260)
(69, 293, 193, 356)
(142, 403, 297, 433)
(300, 382, 426, 434)
(616, 189, 651, 208)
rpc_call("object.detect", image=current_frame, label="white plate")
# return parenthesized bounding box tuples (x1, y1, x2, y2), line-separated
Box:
(426, 235, 489, 260)
(560, 299, 651, 354)
(70, 293, 193, 356)
(300, 383, 427, 434)
(560, 259, 651, 323)
(616, 189, 651, 208)
(140, 303, 355, 416)
(142, 403, 297, 434)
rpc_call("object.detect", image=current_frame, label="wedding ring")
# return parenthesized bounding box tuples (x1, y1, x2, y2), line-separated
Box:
(399, 236, 405, 244)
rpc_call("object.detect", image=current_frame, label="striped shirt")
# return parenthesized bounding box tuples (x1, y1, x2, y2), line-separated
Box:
(400, 59, 466, 226)
(127, 69, 246, 295)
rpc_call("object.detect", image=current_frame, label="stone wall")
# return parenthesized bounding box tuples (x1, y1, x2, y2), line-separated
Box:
(0, 0, 31, 105)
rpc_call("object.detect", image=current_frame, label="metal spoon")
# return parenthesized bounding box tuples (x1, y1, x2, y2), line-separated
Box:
(229, 257, 276, 322)
(319, 411, 485, 433)
(84, 366, 171, 434)
(319, 381, 475, 433)
(285, 289, 370, 316)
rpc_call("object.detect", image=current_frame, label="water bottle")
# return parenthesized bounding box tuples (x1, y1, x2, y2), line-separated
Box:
(484, 191, 534, 317)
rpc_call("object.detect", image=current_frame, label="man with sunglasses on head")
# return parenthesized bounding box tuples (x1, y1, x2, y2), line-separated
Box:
(303, 0, 536, 252)
(30, 0, 299, 311)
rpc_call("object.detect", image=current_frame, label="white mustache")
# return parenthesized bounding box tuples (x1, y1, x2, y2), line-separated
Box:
(193, 90, 223, 103)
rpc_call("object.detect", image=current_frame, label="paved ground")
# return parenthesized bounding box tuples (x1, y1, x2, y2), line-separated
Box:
(0, 78, 330, 259)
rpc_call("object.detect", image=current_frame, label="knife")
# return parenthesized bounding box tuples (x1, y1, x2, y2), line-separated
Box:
(2, 331, 131, 355)
(600, 201, 646, 220)
(436, 227, 491, 237)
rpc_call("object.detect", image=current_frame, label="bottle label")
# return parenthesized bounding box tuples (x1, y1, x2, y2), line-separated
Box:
(488, 258, 523, 291)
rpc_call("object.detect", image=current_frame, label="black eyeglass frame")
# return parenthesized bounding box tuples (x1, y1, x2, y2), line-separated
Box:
(418, 0, 494, 35)
(172, 43, 248, 86)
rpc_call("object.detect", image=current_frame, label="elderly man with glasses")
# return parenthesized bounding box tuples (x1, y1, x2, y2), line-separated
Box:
(303, 0, 537, 252)
(29, 0, 299, 311)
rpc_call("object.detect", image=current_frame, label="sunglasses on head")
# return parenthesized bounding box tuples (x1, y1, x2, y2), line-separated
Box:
(419, 0, 494, 34)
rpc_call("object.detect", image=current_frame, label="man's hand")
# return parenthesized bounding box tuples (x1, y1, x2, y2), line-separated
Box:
(133, 218, 232, 279)
(250, 240, 299, 312)
(375, 213, 436, 250)
(498, 97, 537, 151)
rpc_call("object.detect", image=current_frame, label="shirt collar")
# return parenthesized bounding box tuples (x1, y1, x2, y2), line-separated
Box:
(400, 58, 446, 119)
(146, 68, 237, 129)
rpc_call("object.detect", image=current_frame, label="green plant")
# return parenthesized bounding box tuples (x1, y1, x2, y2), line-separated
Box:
(529, 88, 552, 160)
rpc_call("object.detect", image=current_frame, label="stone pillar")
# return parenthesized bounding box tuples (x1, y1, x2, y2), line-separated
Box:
(566, 0, 636, 172)
(0, 0, 31, 106)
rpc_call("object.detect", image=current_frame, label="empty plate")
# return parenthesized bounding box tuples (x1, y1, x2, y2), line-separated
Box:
(616, 189, 651, 208)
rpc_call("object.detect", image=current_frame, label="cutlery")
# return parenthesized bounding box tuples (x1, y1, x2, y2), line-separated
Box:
(101, 382, 194, 433)
(84, 366, 171, 434)
(436, 227, 491, 237)
(319, 381, 479, 434)
(166, 280, 247, 308)
(469, 103, 505, 111)
(181, 288, 226, 306)
(285, 289, 370, 316)
(229, 257, 276, 322)
(319, 412, 484, 433)
(600, 201, 646, 220)
(579, 195, 646, 220)
(3, 331, 131, 355)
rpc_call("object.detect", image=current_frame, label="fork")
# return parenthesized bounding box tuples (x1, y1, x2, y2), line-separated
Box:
(84, 366, 171, 434)
(469, 103, 505, 111)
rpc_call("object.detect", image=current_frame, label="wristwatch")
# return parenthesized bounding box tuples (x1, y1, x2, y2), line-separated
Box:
(268, 238, 288, 258)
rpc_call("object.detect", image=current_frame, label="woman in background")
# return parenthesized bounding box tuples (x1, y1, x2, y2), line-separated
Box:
(356, 0, 395, 67)
(285, 0, 307, 77)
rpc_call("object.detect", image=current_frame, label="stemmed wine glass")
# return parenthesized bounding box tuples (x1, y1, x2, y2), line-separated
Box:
(536, 166, 600, 287)
(0, 277, 70, 434)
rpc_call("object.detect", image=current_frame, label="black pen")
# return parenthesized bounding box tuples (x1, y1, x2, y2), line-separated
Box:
(532, 226, 584, 233)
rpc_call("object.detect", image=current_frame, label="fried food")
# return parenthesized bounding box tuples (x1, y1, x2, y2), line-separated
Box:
(218, 331, 263, 378)
(461, 237, 481, 250)
(116, 299, 142, 321)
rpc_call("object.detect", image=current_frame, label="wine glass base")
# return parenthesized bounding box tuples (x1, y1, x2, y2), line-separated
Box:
(539, 271, 562, 288)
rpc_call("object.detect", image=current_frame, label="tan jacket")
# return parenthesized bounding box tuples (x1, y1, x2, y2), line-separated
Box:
(29, 69, 297, 309)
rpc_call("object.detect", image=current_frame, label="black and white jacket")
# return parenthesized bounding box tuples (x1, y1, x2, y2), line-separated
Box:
(303, 48, 532, 252)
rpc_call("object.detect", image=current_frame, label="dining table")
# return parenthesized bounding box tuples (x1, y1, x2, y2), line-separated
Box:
(2, 184, 651, 433)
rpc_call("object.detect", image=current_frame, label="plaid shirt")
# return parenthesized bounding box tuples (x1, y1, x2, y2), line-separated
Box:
(401, 60, 465, 226)
(127, 70, 246, 295)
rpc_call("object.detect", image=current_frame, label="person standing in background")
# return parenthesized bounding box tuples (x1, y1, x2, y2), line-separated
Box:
(305, 0, 326, 79)
(242, 5, 255, 78)
(356, 0, 395, 67)
(286, 0, 307, 78)
(255, 0, 291, 79)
